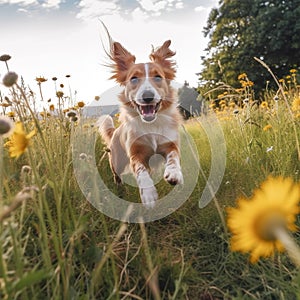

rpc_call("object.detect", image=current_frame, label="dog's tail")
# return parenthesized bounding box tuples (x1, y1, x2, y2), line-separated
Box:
(97, 115, 115, 145)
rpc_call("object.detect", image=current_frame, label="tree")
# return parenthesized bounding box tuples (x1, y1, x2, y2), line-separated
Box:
(199, 0, 300, 94)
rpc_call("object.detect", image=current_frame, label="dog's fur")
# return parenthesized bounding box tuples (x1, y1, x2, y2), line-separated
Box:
(97, 36, 183, 208)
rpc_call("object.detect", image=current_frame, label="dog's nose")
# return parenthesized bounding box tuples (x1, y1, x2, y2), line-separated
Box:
(142, 90, 155, 103)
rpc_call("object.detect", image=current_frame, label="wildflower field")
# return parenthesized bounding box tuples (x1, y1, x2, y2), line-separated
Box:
(0, 54, 300, 299)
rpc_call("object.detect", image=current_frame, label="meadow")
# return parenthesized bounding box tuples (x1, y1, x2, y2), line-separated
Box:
(0, 55, 300, 299)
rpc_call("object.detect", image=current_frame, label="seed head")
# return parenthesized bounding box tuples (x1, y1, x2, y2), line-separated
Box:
(0, 54, 11, 62)
(2, 72, 18, 87)
(77, 101, 85, 108)
(0, 116, 14, 137)
(67, 111, 77, 118)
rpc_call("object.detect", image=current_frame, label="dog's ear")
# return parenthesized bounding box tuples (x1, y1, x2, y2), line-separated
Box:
(110, 42, 136, 84)
(149, 40, 176, 79)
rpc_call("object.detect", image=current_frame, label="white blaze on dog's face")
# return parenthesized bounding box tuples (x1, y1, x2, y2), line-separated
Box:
(109, 40, 176, 123)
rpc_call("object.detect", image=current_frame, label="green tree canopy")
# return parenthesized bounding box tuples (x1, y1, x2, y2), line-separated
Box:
(199, 0, 300, 94)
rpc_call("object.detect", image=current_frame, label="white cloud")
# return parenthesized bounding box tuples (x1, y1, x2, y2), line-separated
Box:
(0, 0, 61, 8)
(42, 0, 61, 9)
(138, 0, 168, 12)
(194, 6, 205, 12)
(77, 0, 120, 19)
(175, 1, 183, 9)
(0, 0, 37, 5)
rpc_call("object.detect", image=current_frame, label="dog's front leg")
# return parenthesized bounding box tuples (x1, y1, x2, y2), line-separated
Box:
(130, 146, 158, 208)
(158, 142, 183, 186)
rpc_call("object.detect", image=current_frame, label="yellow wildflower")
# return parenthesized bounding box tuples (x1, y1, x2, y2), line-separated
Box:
(292, 97, 300, 112)
(5, 122, 36, 158)
(263, 124, 272, 131)
(260, 101, 268, 109)
(227, 177, 300, 263)
(35, 77, 47, 83)
(49, 104, 55, 111)
(290, 69, 297, 73)
(238, 73, 247, 80)
(7, 111, 15, 118)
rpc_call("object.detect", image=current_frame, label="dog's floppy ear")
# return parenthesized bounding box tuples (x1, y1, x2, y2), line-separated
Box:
(149, 40, 176, 79)
(110, 42, 136, 84)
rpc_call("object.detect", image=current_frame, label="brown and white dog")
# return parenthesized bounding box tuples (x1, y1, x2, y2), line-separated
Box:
(97, 37, 183, 208)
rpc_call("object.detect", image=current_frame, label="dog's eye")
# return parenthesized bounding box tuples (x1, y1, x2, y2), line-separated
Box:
(130, 77, 139, 85)
(154, 75, 162, 82)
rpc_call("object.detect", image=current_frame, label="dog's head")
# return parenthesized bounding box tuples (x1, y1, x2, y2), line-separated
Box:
(108, 40, 176, 123)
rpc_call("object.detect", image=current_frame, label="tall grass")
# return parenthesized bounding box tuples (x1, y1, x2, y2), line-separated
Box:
(0, 59, 300, 299)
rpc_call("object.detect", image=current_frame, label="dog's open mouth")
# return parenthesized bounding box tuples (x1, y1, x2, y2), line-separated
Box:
(135, 101, 161, 122)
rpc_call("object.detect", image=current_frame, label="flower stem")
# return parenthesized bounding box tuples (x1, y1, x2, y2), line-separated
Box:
(274, 226, 300, 267)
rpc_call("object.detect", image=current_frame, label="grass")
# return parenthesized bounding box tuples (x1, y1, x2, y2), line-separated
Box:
(0, 62, 300, 299)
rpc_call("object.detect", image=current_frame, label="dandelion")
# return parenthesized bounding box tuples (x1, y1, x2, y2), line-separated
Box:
(227, 177, 300, 264)
(0, 116, 14, 137)
(263, 124, 272, 131)
(5, 122, 36, 158)
(2, 72, 18, 87)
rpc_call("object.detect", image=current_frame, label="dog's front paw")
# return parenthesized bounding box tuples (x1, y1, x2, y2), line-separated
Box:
(140, 186, 158, 209)
(164, 167, 183, 186)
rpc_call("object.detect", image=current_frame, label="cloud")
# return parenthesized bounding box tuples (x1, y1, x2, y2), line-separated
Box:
(194, 6, 205, 12)
(138, 0, 168, 12)
(76, 0, 187, 21)
(0, 0, 37, 5)
(0, 0, 61, 8)
(76, 0, 120, 19)
(42, 0, 61, 9)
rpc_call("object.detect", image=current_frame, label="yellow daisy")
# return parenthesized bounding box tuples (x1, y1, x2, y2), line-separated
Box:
(227, 177, 300, 263)
(5, 122, 36, 158)
(260, 101, 269, 109)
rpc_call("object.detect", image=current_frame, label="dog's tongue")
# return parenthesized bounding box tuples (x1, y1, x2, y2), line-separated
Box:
(141, 105, 156, 122)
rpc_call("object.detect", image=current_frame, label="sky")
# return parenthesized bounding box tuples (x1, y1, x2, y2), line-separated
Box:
(0, 0, 218, 107)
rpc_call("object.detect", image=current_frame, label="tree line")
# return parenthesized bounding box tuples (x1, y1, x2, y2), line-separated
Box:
(198, 0, 300, 94)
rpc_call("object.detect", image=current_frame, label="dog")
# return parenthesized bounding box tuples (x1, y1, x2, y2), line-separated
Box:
(97, 36, 183, 208)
